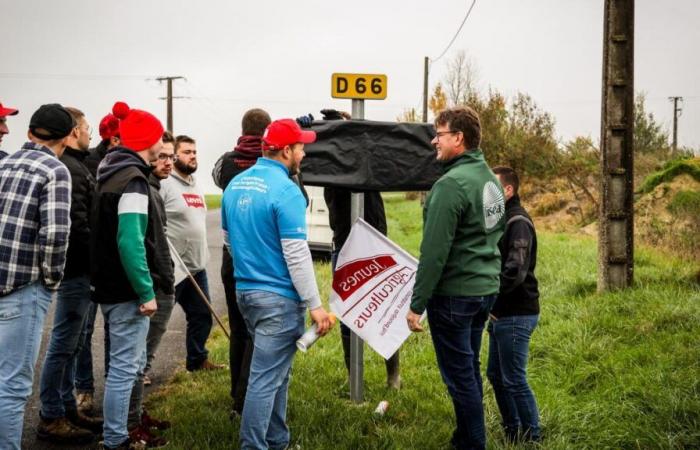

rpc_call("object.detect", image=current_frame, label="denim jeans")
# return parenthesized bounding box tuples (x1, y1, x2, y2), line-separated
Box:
(237, 290, 306, 450)
(39, 275, 92, 419)
(0, 282, 53, 450)
(486, 314, 540, 442)
(426, 294, 496, 450)
(75, 302, 110, 392)
(100, 301, 149, 448)
(175, 270, 213, 370)
(145, 291, 176, 374)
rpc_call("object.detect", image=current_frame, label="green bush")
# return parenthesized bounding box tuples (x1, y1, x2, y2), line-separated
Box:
(638, 158, 700, 194)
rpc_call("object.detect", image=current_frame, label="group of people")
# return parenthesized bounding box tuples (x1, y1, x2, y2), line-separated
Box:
(0, 100, 222, 450)
(0, 98, 541, 450)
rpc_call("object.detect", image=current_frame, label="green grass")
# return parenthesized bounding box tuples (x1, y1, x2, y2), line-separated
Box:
(637, 157, 700, 194)
(205, 194, 222, 210)
(147, 197, 700, 449)
(668, 190, 700, 216)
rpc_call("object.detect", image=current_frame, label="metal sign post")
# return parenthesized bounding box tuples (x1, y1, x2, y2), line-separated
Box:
(349, 98, 365, 404)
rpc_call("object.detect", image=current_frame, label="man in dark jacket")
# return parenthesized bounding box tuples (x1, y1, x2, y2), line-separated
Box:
(75, 112, 121, 414)
(487, 166, 541, 443)
(213, 108, 270, 416)
(91, 101, 170, 450)
(37, 107, 102, 444)
(318, 108, 400, 389)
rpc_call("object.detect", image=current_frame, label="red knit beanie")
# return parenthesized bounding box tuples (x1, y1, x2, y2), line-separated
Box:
(98, 113, 120, 140)
(112, 101, 164, 151)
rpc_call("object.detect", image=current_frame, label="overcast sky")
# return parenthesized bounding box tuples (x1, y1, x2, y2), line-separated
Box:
(1, 0, 698, 193)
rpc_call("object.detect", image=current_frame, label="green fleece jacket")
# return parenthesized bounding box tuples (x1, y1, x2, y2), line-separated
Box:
(410, 149, 506, 314)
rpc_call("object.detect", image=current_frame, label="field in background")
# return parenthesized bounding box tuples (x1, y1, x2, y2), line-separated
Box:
(149, 196, 700, 449)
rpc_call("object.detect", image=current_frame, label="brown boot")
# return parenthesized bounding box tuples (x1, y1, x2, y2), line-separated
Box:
(37, 415, 94, 444)
(67, 408, 104, 433)
(190, 359, 226, 372)
(77, 391, 95, 416)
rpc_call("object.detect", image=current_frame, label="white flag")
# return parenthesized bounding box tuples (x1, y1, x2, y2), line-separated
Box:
(330, 218, 418, 360)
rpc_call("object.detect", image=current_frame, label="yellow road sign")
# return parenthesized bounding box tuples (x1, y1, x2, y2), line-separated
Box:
(331, 73, 387, 100)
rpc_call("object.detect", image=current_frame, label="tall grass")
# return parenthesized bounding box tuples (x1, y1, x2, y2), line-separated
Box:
(147, 197, 700, 449)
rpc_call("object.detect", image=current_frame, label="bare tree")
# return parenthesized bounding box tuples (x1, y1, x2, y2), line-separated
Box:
(444, 50, 479, 106)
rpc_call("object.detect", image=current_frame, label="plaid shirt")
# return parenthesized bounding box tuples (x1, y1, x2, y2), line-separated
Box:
(0, 142, 72, 296)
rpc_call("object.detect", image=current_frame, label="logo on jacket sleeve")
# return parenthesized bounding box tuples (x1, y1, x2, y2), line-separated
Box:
(483, 181, 505, 229)
(182, 193, 205, 208)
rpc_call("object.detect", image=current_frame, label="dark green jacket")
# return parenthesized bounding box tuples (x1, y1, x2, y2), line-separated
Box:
(410, 149, 505, 314)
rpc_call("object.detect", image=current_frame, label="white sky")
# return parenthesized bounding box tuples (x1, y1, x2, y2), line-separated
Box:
(1, 0, 698, 194)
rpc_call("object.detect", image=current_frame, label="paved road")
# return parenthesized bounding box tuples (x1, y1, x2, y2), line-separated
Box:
(22, 210, 228, 450)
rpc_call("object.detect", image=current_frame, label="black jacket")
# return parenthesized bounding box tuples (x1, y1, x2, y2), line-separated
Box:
(85, 140, 109, 178)
(324, 188, 387, 249)
(148, 173, 175, 293)
(60, 147, 96, 278)
(90, 147, 174, 303)
(491, 195, 540, 317)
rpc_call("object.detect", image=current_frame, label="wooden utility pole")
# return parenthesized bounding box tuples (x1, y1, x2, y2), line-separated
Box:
(422, 57, 429, 123)
(598, 0, 635, 292)
(669, 96, 683, 154)
(156, 76, 185, 133)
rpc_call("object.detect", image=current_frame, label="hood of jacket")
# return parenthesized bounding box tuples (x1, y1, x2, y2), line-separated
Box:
(97, 146, 151, 182)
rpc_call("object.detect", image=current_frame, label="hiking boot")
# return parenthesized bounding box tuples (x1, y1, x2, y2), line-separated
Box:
(99, 437, 147, 450)
(37, 416, 94, 444)
(129, 425, 168, 448)
(66, 408, 104, 433)
(77, 391, 95, 416)
(141, 410, 171, 430)
(190, 359, 226, 372)
(143, 374, 152, 386)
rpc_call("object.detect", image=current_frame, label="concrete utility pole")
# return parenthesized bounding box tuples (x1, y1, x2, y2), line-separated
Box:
(156, 76, 185, 133)
(669, 96, 683, 154)
(598, 0, 635, 292)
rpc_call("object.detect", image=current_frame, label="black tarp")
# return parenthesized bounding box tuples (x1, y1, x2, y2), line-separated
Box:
(300, 120, 442, 191)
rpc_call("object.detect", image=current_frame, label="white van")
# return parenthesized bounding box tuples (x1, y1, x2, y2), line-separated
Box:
(305, 186, 333, 256)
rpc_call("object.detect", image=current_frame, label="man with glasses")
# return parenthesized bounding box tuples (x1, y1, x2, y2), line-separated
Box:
(160, 135, 224, 372)
(406, 107, 505, 450)
(37, 107, 102, 444)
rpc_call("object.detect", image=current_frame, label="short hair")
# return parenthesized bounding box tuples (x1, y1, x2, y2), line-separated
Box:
(162, 130, 174, 144)
(174, 134, 195, 152)
(434, 107, 481, 149)
(64, 107, 85, 124)
(492, 166, 519, 195)
(242, 108, 271, 136)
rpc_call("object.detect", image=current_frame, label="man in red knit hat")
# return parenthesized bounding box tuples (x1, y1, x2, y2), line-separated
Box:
(0, 100, 19, 159)
(90, 102, 172, 449)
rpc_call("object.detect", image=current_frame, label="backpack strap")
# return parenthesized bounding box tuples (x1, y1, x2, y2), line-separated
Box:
(506, 214, 535, 231)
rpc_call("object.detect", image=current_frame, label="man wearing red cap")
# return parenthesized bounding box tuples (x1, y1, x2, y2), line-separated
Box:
(90, 102, 172, 449)
(0, 101, 19, 159)
(85, 113, 120, 176)
(222, 118, 333, 450)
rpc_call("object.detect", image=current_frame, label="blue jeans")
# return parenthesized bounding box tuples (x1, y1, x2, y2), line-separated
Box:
(39, 276, 92, 419)
(75, 302, 110, 392)
(0, 282, 53, 450)
(426, 294, 495, 450)
(100, 301, 149, 448)
(175, 270, 213, 370)
(237, 290, 306, 450)
(486, 314, 540, 442)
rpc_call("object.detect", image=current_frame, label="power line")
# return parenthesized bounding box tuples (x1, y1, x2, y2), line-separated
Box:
(0, 72, 153, 80)
(430, 0, 477, 64)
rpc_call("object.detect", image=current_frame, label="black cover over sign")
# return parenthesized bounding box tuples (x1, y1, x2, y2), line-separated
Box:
(300, 120, 442, 191)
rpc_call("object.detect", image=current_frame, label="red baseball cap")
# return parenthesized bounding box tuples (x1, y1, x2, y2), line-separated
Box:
(0, 102, 19, 117)
(262, 119, 316, 150)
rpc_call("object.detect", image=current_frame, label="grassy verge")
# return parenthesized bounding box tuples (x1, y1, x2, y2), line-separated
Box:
(205, 194, 222, 210)
(147, 197, 700, 449)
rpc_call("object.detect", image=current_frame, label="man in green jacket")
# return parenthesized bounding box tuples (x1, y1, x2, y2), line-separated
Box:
(407, 107, 505, 450)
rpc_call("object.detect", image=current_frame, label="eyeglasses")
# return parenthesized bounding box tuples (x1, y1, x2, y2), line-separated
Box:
(435, 130, 461, 139)
(157, 154, 175, 161)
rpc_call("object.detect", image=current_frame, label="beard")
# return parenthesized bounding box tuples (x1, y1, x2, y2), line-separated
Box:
(175, 159, 197, 175)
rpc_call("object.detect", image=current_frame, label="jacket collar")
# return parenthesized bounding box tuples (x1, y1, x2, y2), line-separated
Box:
(443, 148, 484, 171)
